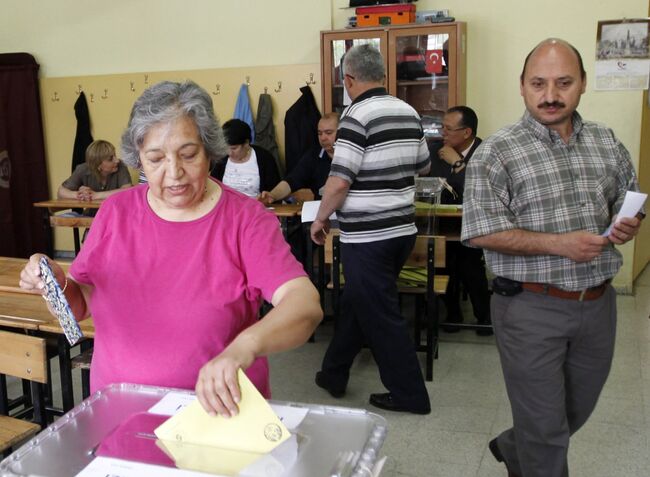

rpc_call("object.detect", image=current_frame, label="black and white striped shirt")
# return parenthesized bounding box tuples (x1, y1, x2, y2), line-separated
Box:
(330, 88, 431, 243)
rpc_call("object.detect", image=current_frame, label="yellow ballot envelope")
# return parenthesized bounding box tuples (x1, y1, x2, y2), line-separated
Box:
(156, 439, 265, 475)
(154, 369, 291, 454)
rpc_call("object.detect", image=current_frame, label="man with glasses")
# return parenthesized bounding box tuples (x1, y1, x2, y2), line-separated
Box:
(431, 106, 492, 335)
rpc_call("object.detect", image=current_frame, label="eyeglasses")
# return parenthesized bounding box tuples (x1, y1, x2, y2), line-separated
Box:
(442, 125, 467, 133)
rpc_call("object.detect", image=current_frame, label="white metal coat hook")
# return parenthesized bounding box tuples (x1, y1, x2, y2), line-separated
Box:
(76, 85, 83, 95)
(246, 76, 250, 86)
(274, 81, 282, 93)
(90, 93, 95, 103)
(130, 81, 136, 92)
(144, 74, 149, 85)
(306, 73, 316, 85)
(212, 84, 221, 95)
(101, 89, 109, 100)
(51, 92, 60, 102)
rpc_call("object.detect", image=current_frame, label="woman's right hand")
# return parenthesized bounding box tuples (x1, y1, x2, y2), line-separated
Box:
(19, 254, 65, 295)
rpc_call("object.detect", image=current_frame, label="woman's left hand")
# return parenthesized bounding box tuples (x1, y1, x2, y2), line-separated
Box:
(195, 339, 256, 418)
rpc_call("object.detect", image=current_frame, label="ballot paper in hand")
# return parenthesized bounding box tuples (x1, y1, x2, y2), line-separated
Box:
(602, 190, 647, 237)
(154, 369, 290, 454)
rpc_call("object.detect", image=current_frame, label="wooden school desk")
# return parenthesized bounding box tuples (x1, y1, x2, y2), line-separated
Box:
(33, 199, 102, 256)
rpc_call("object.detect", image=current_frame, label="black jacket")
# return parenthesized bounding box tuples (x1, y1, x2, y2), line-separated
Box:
(283, 86, 321, 174)
(429, 137, 482, 204)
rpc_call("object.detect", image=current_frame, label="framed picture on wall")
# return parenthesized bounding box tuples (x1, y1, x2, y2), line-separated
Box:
(595, 18, 650, 90)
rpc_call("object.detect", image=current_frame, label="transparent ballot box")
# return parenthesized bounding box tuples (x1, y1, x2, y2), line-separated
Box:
(415, 177, 443, 235)
(0, 383, 387, 477)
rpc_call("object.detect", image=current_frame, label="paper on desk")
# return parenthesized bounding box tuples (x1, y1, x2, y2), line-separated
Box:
(301, 200, 337, 223)
(75, 456, 210, 477)
(602, 190, 647, 236)
(154, 369, 291, 454)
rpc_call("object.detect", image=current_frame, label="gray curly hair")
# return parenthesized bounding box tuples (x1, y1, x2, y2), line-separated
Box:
(121, 81, 227, 168)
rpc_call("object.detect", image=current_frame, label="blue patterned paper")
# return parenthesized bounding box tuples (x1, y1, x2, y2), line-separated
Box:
(39, 257, 83, 345)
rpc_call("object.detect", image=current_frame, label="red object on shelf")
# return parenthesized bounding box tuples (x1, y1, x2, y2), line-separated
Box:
(425, 49, 444, 74)
(355, 4, 416, 27)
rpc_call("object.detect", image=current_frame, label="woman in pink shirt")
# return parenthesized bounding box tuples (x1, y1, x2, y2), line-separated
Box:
(20, 81, 322, 418)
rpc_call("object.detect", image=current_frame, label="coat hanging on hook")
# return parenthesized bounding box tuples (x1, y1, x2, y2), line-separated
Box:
(233, 84, 255, 143)
(255, 92, 281, 175)
(71, 92, 93, 173)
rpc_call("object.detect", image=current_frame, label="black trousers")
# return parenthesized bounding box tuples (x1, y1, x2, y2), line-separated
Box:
(319, 234, 430, 411)
(444, 241, 491, 324)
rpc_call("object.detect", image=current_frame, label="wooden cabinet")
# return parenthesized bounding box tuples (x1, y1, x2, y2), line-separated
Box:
(320, 22, 466, 135)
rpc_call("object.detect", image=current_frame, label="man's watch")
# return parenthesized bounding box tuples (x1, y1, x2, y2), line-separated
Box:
(452, 159, 464, 169)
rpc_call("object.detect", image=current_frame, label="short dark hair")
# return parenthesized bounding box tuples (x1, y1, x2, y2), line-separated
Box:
(520, 38, 586, 83)
(222, 119, 251, 146)
(447, 106, 478, 137)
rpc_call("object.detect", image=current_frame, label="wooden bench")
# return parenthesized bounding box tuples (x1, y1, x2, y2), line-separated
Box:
(0, 330, 48, 454)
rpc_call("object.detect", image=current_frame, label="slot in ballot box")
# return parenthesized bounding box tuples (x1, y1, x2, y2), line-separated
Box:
(0, 383, 387, 477)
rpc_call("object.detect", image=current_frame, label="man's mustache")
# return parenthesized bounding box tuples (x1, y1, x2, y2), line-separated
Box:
(538, 101, 565, 109)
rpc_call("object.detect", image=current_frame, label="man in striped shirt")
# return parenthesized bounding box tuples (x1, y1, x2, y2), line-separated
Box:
(311, 44, 431, 414)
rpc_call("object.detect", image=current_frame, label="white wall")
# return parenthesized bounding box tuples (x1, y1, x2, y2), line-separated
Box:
(0, 0, 331, 77)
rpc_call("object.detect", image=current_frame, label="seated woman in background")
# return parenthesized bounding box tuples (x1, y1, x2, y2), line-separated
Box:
(21, 81, 322, 417)
(58, 140, 132, 202)
(210, 119, 281, 198)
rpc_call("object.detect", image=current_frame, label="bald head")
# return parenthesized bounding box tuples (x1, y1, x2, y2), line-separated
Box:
(521, 38, 585, 84)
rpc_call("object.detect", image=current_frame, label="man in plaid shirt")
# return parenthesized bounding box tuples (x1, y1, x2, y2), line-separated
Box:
(462, 39, 643, 477)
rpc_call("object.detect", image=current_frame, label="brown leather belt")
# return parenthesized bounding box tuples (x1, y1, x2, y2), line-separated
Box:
(521, 281, 609, 301)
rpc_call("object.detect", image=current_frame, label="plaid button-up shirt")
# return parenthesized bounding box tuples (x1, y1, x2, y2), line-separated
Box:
(461, 111, 640, 291)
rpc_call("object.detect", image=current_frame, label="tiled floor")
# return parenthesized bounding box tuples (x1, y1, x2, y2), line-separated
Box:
(6, 266, 649, 476)
(269, 265, 650, 477)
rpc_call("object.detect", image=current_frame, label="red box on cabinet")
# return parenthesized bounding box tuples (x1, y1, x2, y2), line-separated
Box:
(355, 4, 416, 27)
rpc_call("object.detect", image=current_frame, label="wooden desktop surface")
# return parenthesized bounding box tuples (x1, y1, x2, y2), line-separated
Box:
(33, 199, 103, 212)
(0, 257, 71, 294)
(0, 291, 55, 331)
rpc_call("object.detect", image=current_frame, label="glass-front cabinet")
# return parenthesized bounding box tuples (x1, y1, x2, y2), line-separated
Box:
(320, 22, 466, 142)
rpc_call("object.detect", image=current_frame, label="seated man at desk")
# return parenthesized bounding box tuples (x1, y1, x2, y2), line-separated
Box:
(430, 106, 492, 335)
(58, 140, 132, 206)
(259, 113, 339, 204)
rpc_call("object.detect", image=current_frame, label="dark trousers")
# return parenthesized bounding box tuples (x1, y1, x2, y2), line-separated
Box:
(444, 242, 491, 323)
(492, 286, 616, 477)
(319, 234, 430, 411)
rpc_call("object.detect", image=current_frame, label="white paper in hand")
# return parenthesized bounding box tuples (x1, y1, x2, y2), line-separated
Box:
(602, 191, 647, 237)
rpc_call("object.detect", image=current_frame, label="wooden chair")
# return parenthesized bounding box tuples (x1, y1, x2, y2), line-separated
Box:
(397, 236, 448, 381)
(329, 234, 448, 381)
(0, 330, 48, 455)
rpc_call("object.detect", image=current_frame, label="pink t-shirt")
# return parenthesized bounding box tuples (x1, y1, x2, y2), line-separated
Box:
(70, 181, 306, 397)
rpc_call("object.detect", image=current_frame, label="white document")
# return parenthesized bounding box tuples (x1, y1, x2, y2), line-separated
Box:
(301, 200, 337, 223)
(602, 190, 647, 236)
(76, 456, 213, 477)
(148, 391, 195, 416)
(269, 403, 309, 430)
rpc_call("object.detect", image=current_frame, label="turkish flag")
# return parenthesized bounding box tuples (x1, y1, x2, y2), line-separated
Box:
(425, 50, 444, 74)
